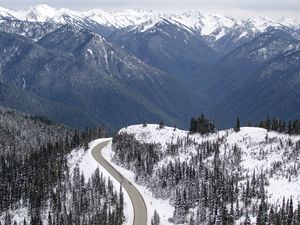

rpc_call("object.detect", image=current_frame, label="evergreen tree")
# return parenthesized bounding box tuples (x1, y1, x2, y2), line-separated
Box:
(143, 121, 147, 127)
(151, 210, 160, 225)
(189, 113, 215, 134)
(190, 117, 197, 133)
(244, 210, 251, 225)
(234, 117, 240, 132)
(159, 120, 164, 129)
(189, 214, 195, 225)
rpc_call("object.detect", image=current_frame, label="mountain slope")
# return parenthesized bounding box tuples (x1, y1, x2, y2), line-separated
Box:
(211, 45, 300, 127)
(0, 106, 73, 155)
(190, 28, 300, 127)
(37, 25, 200, 126)
(0, 19, 60, 40)
(0, 28, 199, 129)
(108, 19, 219, 82)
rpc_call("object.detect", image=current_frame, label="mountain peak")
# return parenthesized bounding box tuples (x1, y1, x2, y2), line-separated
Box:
(0, 5, 299, 41)
(31, 4, 55, 11)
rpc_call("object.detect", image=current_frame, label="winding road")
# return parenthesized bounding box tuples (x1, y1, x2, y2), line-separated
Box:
(91, 140, 147, 225)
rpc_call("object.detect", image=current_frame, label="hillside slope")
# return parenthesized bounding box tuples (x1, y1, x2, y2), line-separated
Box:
(112, 124, 300, 224)
(0, 28, 199, 129)
(0, 106, 73, 155)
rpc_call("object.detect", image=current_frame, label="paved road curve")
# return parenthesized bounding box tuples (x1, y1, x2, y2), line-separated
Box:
(91, 140, 147, 225)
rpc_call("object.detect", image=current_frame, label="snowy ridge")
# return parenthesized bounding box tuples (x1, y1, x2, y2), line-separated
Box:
(119, 124, 188, 146)
(170, 10, 238, 39)
(1, 4, 300, 39)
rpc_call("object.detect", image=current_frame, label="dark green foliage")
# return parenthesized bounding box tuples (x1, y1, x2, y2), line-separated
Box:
(159, 120, 164, 129)
(151, 210, 160, 225)
(259, 116, 300, 135)
(113, 133, 160, 180)
(234, 117, 240, 132)
(189, 113, 215, 135)
(28, 115, 54, 125)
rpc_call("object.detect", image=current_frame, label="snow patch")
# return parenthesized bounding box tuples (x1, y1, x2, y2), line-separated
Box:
(22, 78, 26, 90)
(0, 207, 28, 224)
(86, 48, 93, 55)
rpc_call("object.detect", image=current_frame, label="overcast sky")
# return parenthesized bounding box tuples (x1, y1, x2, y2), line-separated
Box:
(1, 0, 300, 19)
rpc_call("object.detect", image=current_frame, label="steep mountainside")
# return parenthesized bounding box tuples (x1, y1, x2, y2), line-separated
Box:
(0, 28, 199, 129)
(0, 19, 59, 40)
(211, 46, 300, 127)
(0, 106, 73, 155)
(1, 5, 299, 46)
(108, 19, 219, 83)
(192, 28, 300, 127)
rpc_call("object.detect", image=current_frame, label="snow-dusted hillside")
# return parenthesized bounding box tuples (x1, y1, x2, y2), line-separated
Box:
(0, 139, 133, 225)
(68, 139, 134, 225)
(113, 124, 300, 224)
(122, 124, 300, 203)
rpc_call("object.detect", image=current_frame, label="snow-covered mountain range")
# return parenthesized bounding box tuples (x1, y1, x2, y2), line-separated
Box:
(1, 5, 299, 41)
(1, 4, 300, 130)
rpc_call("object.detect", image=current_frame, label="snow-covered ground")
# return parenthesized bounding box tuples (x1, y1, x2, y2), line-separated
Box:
(102, 140, 174, 225)
(120, 124, 300, 205)
(225, 127, 300, 203)
(3, 125, 300, 224)
(67, 138, 134, 225)
(0, 138, 134, 225)
(0, 207, 28, 224)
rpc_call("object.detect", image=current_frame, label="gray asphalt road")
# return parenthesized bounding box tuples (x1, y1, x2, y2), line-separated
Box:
(91, 140, 147, 225)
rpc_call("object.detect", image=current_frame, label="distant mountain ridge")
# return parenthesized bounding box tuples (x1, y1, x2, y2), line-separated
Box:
(1, 5, 299, 39)
(0, 5, 300, 129)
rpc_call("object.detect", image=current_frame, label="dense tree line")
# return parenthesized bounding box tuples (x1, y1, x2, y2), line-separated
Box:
(112, 128, 300, 225)
(189, 113, 215, 135)
(259, 116, 300, 135)
(112, 133, 160, 182)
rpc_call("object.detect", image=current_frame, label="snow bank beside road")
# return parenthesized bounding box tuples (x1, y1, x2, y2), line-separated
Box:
(68, 138, 134, 225)
(102, 140, 174, 225)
